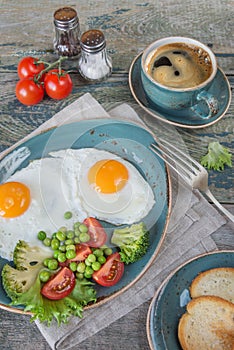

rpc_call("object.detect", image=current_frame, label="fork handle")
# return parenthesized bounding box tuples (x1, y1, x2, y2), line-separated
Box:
(204, 188, 234, 222)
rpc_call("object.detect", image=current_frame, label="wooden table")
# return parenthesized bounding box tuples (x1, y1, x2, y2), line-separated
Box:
(0, 1, 233, 349)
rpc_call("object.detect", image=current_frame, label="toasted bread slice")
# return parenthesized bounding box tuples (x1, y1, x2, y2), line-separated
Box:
(190, 267, 234, 303)
(178, 295, 234, 350)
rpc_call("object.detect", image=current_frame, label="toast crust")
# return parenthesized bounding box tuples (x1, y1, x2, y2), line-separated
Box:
(178, 295, 234, 350)
(190, 267, 234, 303)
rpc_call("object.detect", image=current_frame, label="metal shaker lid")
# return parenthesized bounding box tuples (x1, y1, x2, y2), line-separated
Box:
(80, 29, 106, 53)
(54, 7, 79, 29)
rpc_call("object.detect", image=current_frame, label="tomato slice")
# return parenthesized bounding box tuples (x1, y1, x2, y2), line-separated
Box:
(41, 267, 76, 300)
(83, 217, 108, 248)
(59, 244, 92, 267)
(92, 252, 124, 287)
(71, 243, 92, 261)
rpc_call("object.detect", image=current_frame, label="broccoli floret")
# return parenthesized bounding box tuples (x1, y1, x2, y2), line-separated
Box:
(111, 222, 150, 264)
(13, 240, 51, 270)
(2, 240, 52, 299)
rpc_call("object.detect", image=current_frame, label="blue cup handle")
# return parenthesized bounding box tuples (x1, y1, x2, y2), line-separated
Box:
(195, 90, 218, 119)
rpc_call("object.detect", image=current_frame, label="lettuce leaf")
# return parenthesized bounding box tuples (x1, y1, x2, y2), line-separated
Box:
(200, 141, 232, 171)
(10, 276, 97, 326)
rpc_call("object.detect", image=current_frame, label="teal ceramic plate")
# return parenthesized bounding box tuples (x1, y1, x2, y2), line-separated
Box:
(146, 250, 234, 350)
(129, 53, 231, 129)
(0, 118, 171, 314)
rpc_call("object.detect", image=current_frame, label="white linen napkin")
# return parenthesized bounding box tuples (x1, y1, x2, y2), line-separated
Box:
(0, 93, 226, 350)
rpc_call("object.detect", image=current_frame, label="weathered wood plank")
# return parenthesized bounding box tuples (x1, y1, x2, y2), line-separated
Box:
(0, 73, 233, 145)
(0, 1, 233, 348)
(1, 0, 234, 72)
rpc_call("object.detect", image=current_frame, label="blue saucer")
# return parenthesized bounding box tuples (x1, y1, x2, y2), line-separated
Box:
(129, 53, 231, 129)
(146, 250, 234, 349)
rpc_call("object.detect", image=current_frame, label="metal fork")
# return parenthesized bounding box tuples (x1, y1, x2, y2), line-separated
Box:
(150, 139, 234, 222)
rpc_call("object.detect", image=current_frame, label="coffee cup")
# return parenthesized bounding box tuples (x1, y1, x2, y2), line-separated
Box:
(141, 37, 218, 119)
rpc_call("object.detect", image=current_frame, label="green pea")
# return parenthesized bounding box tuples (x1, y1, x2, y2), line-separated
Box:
(92, 261, 101, 271)
(67, 230, 75, 239)
(37, 230, 46, 241)
(98, 255, 106, 264)
(59, 244, 66, 252)
(76, 272, 84, 280)
(57, 252, 66, 263)
(79, 223, 88, 233)
(59, 226, 67, 233)
(56, 230, 66, 242)
(87, 253, 96, 263)
(43, 237, 51, 247)
(104, 247, 113, 256)
(66, 244, 76, 251)
(39, 270, 51, 282)
(85, 266, 94, 276)
(84, 272, 93, 279)
(69, 262, 77, 272)
(52, 232, 57, 239)
(43, 258, 50, 267)
(65, 239, 74, 245)
(74, 237, 80, 244)
(66, 249, 76, 260)
(93, 248, 103, 257)
(51, 238, 60, 250)
(64, 211, 72, 220)
(74, 228, 81, 237)
(79, 232, 90, 243)
(73, 222, 81, 229)
(53, 249, 60, 259)
(77, 262, 86, 273)
(85, 258, 92, 266)
(48, 259, 58, 270)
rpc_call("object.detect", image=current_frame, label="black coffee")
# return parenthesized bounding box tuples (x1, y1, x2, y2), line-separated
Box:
(146, 43, 213, 88)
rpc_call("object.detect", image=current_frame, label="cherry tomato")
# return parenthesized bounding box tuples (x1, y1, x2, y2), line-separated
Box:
(92, 252, 124, 287)
(44, 69, 73, 100)
(41, 267, 76, 300)
(59, 244, 92, 267)
(71, 244, 92, 261)
(15, 78, 44, 105)
(17, 56, 45, 80)
(83, 217, 108, 248)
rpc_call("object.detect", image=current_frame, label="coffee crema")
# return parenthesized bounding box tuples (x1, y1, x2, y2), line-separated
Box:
(146, 43, 213, 89)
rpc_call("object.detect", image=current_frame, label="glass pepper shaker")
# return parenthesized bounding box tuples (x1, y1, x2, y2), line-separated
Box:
(53, 7, 81, 57)
(78, 29, 112, 81)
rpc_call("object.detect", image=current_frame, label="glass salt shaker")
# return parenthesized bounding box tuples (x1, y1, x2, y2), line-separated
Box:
(53, 7, 80, 57)
(78, 29, 112, 81)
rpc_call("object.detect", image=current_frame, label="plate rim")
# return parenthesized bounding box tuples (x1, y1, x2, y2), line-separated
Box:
(0, 117, 172, 315)
(129, 52, 232, 129)
(146, 249, 234, 350)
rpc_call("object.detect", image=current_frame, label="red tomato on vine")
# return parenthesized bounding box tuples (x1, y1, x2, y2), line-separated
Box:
(44, 69, 73, 100)
(17, 57, 45, 80)
(15, 56, 73, 105)
(15, 78, 44, 106)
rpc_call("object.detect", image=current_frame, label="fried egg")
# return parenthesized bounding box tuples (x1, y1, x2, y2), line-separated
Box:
(51, 148, 155, 225)
(0, 148, 155, 259)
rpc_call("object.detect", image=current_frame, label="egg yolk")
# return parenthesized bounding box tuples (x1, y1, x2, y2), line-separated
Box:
(88, 159, 129, 194)
(0, 181, 30, 218)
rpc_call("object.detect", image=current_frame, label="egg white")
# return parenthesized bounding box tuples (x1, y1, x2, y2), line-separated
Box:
(0, 148, 155, 260)
(50, 148, 155, 225)
(0, 156, 85, 260)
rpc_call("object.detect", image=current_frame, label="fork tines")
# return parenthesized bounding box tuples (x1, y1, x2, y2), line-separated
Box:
(150, 139, 201, 183)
